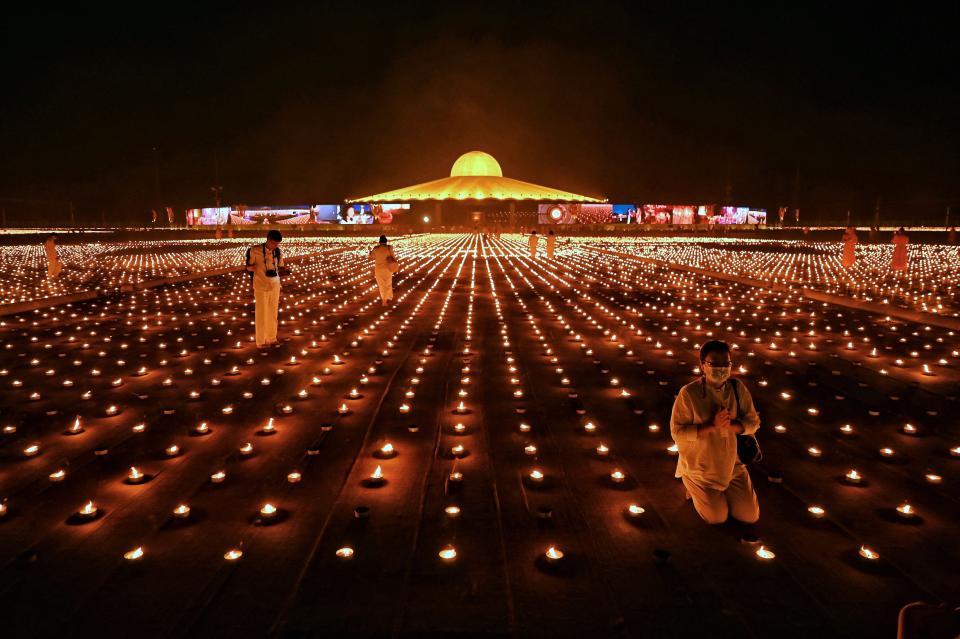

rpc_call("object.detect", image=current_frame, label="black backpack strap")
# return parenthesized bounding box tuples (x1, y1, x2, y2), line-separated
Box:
(730, 378, 740, 420)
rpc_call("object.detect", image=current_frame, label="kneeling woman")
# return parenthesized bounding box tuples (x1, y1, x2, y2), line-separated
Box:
(669, 340, 761, 525)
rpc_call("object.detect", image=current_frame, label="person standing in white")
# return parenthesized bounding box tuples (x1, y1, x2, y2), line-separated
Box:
(527, 230, 539, 258)
(369, 235, 396, 305)
(670, 340, 761, 525)
(246, 229, 284, 347)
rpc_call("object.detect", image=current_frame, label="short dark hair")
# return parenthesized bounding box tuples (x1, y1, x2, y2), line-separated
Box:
(699, 340, 731, 362)
(379, 235, 388, 244)
(267, 230, 282, 242)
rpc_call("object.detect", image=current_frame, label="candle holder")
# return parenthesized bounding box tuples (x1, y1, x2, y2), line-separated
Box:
(65, 417, 85, 435)
(335, 546, 355, 560)
(190, 422, 212, 437)
(123, 547, 145, 562)
(257, 419, 278, 436)
(438, 545, 458, 564)
(844, 470, 863, 485)
(363, 465, 386, 487)
(374, 443, 397, 459)
(69, 500, 102, 524)
(172, 504, 191, 519)
(124, 466, 151, 485)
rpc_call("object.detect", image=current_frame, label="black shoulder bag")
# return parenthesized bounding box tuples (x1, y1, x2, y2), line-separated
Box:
(731, 378, 762, 464)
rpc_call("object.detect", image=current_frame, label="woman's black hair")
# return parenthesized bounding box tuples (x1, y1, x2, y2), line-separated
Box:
(379, 235, 388, 244)
(699, 340, 730, 362)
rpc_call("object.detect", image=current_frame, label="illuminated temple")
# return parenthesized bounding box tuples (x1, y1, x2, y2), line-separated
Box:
(349, 151, 605, 225)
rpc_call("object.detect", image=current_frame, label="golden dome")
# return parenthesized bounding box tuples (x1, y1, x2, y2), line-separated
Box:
(450, 151, 503, 178)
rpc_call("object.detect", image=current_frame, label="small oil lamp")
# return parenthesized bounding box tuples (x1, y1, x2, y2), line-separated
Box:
(879, 447, 896, 458)
(807, 505, 826, 519)
(902, 423, 918, 435)
(583, 421, 597, 434)
(338, 403, 350, 414)
(211, 470, 227, 484)
(126, 466, 147, 484)
(524, 444, 538, 456)
(627, 504, 645, 518)
(596, 443, 609, 457)
(839, 424, 854, 436)
(165, 444, 181, 457)
(895, 501, 916, 520)
(191, 421, 211, 436)
(438, 545, 458, 563)
(66, 416, 84, 435)
(239, 442, 254, 457)
(366, 465, 385, 486)
(666, 444, 679, 456)
(173, 504, 191, 519)
(519, 422, 531, 433)
(528, 469, 544, 484)
(335, 546, 355, 560)
(377, 442, 396, 458)
(259, 503, 278, 520)
(454, 401, 468, 414)
(124, 547, 144, 562)
(807, 446, 822, 458)
(49, 469, 66, 482)
(544, 546, 564, 564)
(858, 545, 880, 562)
(76, 500, 99, 520)
(610, 469, 626, 484)
(258, 418, 277, 435)
(224, 549, 243, 561)
(755, 546, 775, 561)
(444, 505, 461, 518)
(924, 473, 942, 484)
(845, 469, 863, 484)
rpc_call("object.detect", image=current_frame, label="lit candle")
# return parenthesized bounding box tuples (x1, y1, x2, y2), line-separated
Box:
(378, 442, 396, 458)
(126, 466, 147, 484)
(610, 469, 626, 484)
(453, 422, 466, 434)
(259, 503, 278, 520)
(519, 422, 532, 433)
(839, 424, 854, 436)
(224, 549, 243, 561)
(879, 447, 895, 458)
(807, 505, 826, 519)
(451, 444, 465, 457)
(895, 501, 916, 519)
(950, 446, 960, 458)
(239, 442, 254, 456)
(454, 401, 467, 414)
(627, 504, 645, 518)
(583, 421, 597, 434)
(335, 546, 355, 560)
(348, 388, 360, 399)
(845, 469, 862, 484)
(544, 546, 564, 564)
(755, 546, 775, 560)
(807, 446, 822, 458)
(596, 443, 609, 456)
(339, 403, 350, 414)
(444, 505, 461, 518)
(858, 545, 880, 561)
(438, 545, 457, 563)
(258, 418, 277, 435)
(524, 444, 538, 456)
(66, 416, 84, 435)
(124, 546, 144, 562)
(666, 443, 679, 456)
(366, 465, 385, 486)
(901, 423, 917, 435)
(165, 444, 181, 457)
(528, 469, 544, 483)
(287, 471, 301, 483)
(77, 500, 99, 520)
(211, 470, 227, 484)
(924, 473, 942, 484)
(49, 469, 66, 482)
(173, 504, 191, 518)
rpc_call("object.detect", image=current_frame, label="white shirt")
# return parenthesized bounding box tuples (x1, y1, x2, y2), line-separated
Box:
(369, 244, 394, 269)
(247, 243, 283, 292)
(670, 377, 760, 490)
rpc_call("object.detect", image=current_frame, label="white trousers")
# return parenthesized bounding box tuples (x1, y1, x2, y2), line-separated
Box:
(374, 267, 393, 303)
(254, 281, 281, 346)
(682, 465, 759, 525)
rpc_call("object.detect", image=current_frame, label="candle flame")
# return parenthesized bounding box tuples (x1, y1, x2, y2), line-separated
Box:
(372, 465, 383, 479)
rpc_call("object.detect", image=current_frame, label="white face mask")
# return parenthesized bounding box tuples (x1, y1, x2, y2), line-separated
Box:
(704, 365, 730, 384)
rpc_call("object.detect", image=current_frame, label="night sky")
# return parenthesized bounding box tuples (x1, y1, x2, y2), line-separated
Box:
(1, 4, 956, 225)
